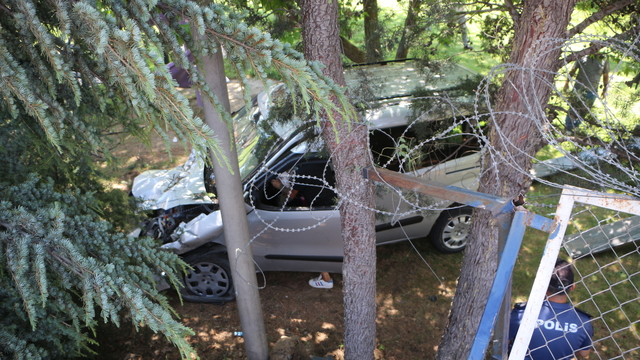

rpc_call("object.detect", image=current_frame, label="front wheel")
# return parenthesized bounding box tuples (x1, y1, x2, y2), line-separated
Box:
(429, 207, 473, 253)
(180, 250, 235, 304)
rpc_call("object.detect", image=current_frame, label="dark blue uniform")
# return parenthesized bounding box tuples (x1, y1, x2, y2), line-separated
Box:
(509, 300, 593, 360)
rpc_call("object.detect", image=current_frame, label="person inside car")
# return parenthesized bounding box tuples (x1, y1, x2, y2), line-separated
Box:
(270, 166, 335, 289)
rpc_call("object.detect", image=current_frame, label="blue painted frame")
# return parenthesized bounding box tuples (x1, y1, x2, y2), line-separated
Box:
(363, 166, 556, 360)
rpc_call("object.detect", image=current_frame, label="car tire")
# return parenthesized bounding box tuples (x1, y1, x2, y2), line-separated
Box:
(429, 206, 473, 253)
(180, 250, 235, 304)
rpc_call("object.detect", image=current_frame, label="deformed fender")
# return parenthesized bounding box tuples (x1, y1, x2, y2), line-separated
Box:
(161, 203, 254, 255)
(161, 210, 225, 255)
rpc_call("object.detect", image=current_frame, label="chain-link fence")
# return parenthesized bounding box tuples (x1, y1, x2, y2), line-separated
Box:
(509, 187, 640, 360)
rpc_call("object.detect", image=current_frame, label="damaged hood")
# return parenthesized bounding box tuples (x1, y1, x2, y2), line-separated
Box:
(131, 150, 214, 210)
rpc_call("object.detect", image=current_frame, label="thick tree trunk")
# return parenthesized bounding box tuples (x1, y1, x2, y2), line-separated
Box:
(436, 1, 577, 359)
(363, 0, 383, 62)
(301, 1, 378, 359)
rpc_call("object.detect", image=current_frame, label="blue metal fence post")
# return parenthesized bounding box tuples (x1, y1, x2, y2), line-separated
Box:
(492, 208, 518, 360)
(468, 210, 527, 360)
(361, 167, 556, 360)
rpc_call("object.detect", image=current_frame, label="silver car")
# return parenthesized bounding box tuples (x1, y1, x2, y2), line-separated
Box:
(132, 61, 482, 303)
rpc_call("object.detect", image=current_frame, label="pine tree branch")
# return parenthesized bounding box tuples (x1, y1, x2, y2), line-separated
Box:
(8, 266, 36, 329)
(449, 2, 514, 18)
(46, 248, 86, 277)
(454, 1, 505, 8)
(567, 0, 635, 38)
(156, 5, 342, 108)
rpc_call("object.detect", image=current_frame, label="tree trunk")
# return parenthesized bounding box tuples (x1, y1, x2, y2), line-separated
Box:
(301, 1, 378, 359)
(395, 0, 420, 60)
(363, 0, 383, 62)
(201, 47, 269, 360)
(436, 1, 577, 359)
(341, 36, 367, 64)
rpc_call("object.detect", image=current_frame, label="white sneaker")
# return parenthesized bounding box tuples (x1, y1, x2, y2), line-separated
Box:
(309, 275, 333, 289)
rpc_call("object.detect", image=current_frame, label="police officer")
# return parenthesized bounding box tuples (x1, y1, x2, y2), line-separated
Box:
(509, 259, 594, 359)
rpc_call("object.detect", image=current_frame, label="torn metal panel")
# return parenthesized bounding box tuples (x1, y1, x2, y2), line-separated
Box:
(529, 148, 614, 179)
(132, 150, 215, 211)
(161, 210, 225, 255)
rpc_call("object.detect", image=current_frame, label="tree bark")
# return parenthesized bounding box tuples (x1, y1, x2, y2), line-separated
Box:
(436, 0, 577, 359)
(363, 0, 383, 62)
(395, 0, 420, 60)
(341, 36, 367, 64)
(301, 1, 378, 359)
(201, 47, 268, 360)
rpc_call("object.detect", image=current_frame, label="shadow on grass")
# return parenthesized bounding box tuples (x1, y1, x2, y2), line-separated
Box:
(86, 241, 464, 360)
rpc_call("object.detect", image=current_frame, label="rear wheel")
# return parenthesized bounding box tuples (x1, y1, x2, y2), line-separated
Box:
(429, 207, 473, 253)
(180, 250, 235, 304)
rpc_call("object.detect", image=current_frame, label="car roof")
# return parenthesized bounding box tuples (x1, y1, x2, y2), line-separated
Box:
(258, 60, 480, 135)
(348, 61, 479, 130)
(344, 60, 478, 100)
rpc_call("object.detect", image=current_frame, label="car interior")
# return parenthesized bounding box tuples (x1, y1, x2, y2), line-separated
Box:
(253, 157, 337, 210)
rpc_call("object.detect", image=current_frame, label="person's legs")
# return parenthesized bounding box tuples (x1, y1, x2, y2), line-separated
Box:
(309, 272, 333, 289)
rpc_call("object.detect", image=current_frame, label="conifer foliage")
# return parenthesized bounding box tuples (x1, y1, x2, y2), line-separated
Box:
(0, 0, 351, 163)
(0, 175, 191, 358)
(0, 0, 352, 358)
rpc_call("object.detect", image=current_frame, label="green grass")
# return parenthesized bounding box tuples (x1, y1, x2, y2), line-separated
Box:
(342, 0, 501, 75)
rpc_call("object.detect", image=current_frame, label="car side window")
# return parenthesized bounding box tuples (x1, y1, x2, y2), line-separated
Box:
(369, 124, 481, 172)
(258, 158, 337, 210)
(370, 126, 406, 172)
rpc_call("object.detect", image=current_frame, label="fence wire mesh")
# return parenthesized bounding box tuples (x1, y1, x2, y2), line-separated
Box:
(510, 191, 640, 360)
(563, 205, 640, 359)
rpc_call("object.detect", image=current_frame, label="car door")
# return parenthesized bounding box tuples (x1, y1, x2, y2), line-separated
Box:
(367, 121, 482, 245)
(371, 180, 438, 244)
(246, 156, 343, 273)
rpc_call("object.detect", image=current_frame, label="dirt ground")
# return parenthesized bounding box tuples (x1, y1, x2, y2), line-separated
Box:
(92, 79, 464, 360)
(92, 244, 462, 360)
